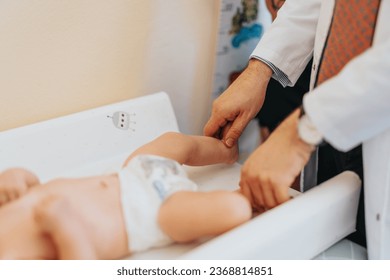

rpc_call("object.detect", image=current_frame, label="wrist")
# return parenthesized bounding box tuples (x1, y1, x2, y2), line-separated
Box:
(247, 59, 273, 80)
(297, 107, 324, 146)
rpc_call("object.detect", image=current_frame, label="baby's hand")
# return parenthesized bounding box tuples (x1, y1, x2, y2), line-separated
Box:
(225, 142, 239, 164)
(0, 168, 37, 206)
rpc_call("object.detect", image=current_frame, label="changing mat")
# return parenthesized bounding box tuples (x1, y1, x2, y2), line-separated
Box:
(0, 92, 361, 259)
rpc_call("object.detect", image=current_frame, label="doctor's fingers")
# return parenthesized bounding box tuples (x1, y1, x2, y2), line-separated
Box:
(260, 176, 293, 209)
(240, 178, 267, 211)
(222, 114, 250, 148)
(273, 184, 291, 206)
(204, 96, 235, 138)
(245, 173, 282, 209)
(260, 181, 279, 209)
(260, 174, 295, 208)
(204, 115, 247, 149)
(239, 181, 257, 209)
(203, 113, 228, 139)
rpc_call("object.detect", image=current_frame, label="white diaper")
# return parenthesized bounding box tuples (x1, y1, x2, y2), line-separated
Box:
(118, 154, 198, 253)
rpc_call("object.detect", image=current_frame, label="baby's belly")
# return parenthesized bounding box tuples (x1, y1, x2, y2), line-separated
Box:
(40, 174, 121, 206)
(37, 175, 128, 258)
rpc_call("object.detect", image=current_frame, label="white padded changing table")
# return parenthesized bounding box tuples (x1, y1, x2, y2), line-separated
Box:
(0, 92, 363, 259)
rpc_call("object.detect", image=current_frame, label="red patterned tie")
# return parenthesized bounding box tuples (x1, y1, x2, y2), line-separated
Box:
(316, 0, 381, 86)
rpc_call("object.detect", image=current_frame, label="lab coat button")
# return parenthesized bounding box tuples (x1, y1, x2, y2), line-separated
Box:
(376, 213, 380, 221)
(312, 64, 316, 71)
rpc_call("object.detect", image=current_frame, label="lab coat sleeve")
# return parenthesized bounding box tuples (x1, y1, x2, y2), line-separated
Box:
(304, 37, 390, 152)
(251, 0, 322, 85)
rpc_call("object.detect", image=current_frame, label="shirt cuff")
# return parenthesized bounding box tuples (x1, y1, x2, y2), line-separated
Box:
(250, 55, 292, 87)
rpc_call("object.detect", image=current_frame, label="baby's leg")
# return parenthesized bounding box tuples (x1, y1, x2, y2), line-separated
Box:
(158, 190, 251, 243)
(34, 196, 97, 259)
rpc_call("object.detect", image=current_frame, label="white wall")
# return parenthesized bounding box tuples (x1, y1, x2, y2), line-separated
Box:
(0, 0, 219, 134)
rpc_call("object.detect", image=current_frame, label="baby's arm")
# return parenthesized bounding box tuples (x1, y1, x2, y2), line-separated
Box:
(124, 132, 238, 166)
(0, 168, 40, 205)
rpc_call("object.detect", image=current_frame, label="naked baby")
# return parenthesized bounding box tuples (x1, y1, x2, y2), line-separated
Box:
(0, 132, 251, 259)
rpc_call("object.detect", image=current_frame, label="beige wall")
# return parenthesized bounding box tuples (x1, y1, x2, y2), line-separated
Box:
(0, 0, 218, 134)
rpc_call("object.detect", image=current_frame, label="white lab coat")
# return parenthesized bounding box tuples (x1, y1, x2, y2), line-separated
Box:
(251, 0, 390, 259)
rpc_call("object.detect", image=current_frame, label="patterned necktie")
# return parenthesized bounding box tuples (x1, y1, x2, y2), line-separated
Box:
(303, 0, 381, 191)
(316, 0, 381, 86)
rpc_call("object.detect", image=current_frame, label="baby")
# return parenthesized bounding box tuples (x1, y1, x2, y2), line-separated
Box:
(0, 132, 252, 260)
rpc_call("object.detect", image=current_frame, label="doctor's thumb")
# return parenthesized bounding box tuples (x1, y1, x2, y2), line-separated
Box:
(223, 122, 244, 148)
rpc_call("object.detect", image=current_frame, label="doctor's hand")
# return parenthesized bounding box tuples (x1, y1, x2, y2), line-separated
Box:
(204, 59, 272, 147)
(239, 109, 315, 210)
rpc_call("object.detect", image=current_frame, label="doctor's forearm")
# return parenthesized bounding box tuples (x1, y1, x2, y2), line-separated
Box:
(251, 0, 321, 84)
(304, 39, 390, 151)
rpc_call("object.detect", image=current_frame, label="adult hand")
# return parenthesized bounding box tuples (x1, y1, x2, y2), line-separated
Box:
(239, 109, 315, 210)
(204, 59, 272, 147)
